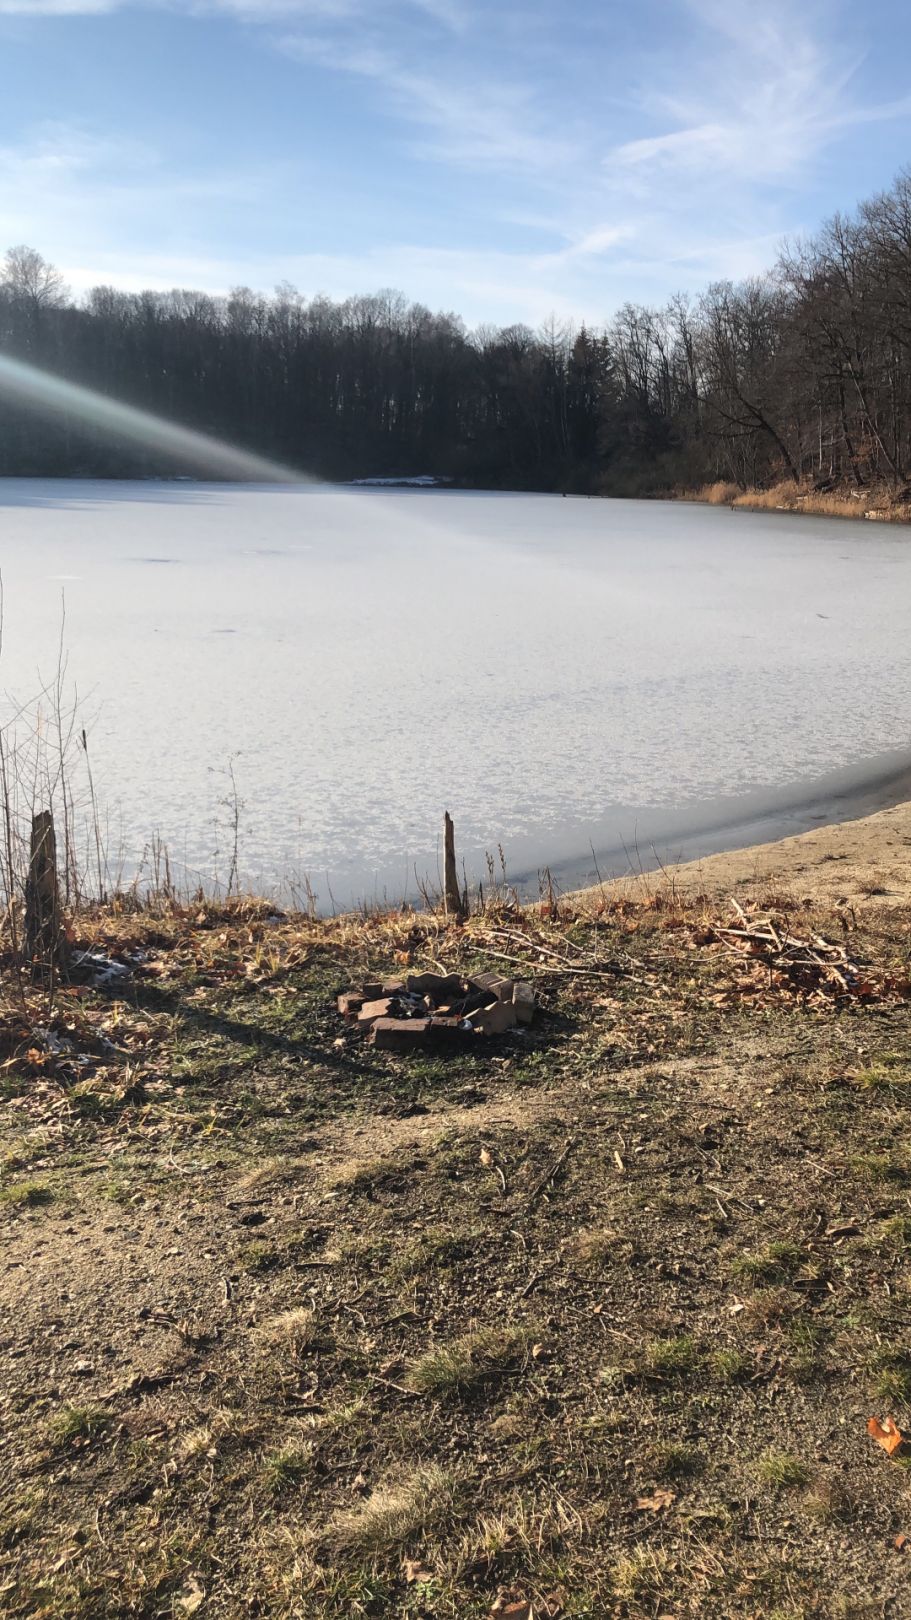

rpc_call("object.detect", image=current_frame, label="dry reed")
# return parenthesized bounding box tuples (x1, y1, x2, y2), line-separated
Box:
(682, 479, 911, 522)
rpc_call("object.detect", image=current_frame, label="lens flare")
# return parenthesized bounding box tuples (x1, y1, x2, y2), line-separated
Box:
(0, 353, 309, 484)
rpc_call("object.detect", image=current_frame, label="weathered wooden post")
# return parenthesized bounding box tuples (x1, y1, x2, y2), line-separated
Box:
(443, 810, 465, 919)
(25, 811, 67, 980)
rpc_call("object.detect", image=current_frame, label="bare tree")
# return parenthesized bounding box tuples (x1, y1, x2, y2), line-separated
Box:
(2, 245, 67, 312)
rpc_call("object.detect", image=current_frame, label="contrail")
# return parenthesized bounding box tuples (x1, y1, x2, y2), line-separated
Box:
(0, 352, 310, 485)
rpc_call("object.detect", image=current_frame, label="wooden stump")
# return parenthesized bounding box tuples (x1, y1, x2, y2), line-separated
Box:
(25, 811, 67, 980)
(443, 811, 465, 919)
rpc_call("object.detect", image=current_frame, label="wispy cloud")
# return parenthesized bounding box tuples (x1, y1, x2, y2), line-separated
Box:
(1, 0, 910, 324)
(0, 0, 466, 19)
(281, 30, 577, 175)
(606, 0, 862, 186)
(0, 0, 115, 11)
(0, 122, 290, 270)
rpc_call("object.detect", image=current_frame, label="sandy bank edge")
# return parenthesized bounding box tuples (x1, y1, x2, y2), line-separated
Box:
(570, 794, 911, 910)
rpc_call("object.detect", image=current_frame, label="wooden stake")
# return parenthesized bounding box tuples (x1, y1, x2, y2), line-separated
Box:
(25, 811, 67, 980)
(443, 811, 465, 919)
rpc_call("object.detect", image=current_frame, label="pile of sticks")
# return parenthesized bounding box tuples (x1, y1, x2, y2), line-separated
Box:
(705, 900, 879, 1000)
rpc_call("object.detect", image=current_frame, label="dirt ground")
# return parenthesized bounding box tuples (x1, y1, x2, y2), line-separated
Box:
(3, 807, 911, 1618)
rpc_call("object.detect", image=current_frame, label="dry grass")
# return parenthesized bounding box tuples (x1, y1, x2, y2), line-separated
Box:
(684, 478, 911, 522)
(571, 1222, 633, 1267)
(406, 1324, 532, 1396)
(4, 877, 911, 1617)
(328, 1154, 399, 1194)
(328, 1462, 459, 1553)
(681, 479, 740, 504)
(260, 1307, 318, 1354)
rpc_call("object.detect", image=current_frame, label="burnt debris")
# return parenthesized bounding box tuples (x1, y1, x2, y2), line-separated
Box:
(337, 970, 535, 1053)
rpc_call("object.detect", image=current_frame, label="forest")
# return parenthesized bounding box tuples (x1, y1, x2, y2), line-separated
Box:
(3, 167, 911, 494)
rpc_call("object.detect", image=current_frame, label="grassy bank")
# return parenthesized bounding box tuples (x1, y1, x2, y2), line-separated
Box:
(3, 819, 911, 1617)
(681, 479, 911, 522)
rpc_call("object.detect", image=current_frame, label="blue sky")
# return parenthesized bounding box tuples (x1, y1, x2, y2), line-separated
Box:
(0, 0, 910, 327)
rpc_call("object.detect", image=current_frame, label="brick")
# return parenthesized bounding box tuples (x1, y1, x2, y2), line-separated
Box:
(512, 982, 535, 1024)
(380, 978, 406, 996)
(456, 985, 497, 1016)
(361, 981, 383, 1000)
(467, 972, 514, 1002)
(357, 997, 395, 1026)
(426, 1016, 476, 1050)
(406, 972, 465, 998)
(337, 991, 364, 1018)
(467, 998, 517, 1035)
(372, 1017, 430, 1052)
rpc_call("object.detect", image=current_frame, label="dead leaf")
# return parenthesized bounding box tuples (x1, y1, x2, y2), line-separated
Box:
(895, 1533, 908, 1551)
(480, 1147, 493, 1167)
(868, 1415, 905, 1455)
(176, 1575, 205, 1615)
(492, 1604, 535, 1620)
(635, 1488, 676, 1512)
(613, 1150, 625, 1172)
(403, 1558, 434, 1584)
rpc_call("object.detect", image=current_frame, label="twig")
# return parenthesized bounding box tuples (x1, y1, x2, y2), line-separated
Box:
(524, 1135, 577, 1213)
(370, 1375, 424, 1400)
(474, 943, 652, 986)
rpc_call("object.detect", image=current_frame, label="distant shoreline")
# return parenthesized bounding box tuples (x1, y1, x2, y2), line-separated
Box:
(676, 478, 911, 524)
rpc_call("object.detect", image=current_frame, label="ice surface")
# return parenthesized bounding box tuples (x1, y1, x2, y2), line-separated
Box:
(1, 479, 910, 905)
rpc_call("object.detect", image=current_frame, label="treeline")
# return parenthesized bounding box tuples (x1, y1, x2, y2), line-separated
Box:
(3, 168, 911, 491)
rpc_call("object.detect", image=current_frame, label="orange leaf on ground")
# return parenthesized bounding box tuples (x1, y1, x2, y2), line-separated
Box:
(868, 1416, 905, 1454)
(635, 1488, 676, 1512)
(402, 1558, 434, 1584)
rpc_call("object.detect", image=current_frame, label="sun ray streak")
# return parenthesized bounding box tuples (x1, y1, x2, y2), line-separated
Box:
(0, 353, 310, 485)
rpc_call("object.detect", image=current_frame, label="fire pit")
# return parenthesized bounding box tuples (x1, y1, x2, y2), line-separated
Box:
(337, 971, 535, 1052)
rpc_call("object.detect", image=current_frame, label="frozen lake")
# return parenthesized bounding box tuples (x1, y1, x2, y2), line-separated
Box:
(2, 479, 911, 906)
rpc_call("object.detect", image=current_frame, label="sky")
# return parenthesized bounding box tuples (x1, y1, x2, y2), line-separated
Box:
(0, 0, 910, 329)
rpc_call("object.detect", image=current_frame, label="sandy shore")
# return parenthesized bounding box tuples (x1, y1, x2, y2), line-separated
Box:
(573, 793, 911, 909)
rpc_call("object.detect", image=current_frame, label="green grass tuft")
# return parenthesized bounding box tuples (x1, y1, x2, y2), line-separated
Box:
(639, 1335, 700, 1380)
(406, 1325, 531, 1396)
(0, 1180, 53, 1208)
(756, 1450, 811, 1490)
(870, 1344, 911, 1404)
(733, 1240, 804, 1283)
(711, 1348, 752, 1383)
(48, 1404, 110, 1448)
(880, 1215, 911, 1251)
(264, 1444, 312, 1493)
